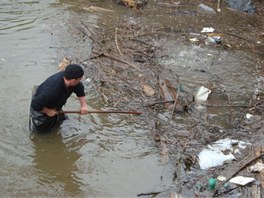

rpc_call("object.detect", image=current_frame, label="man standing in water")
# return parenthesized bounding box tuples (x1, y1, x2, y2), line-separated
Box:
(29, 64, 88, 132)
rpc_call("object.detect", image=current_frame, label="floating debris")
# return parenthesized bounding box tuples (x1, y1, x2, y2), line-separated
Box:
(1, 57, 6, 62)
(229, 176, 255, 186)
(208, 178, 217, 191)
(205, 36, 222, 45)
(246, 113, 253, 119)
(201, 27, 214, 33)
(85, 78, 92, 83)
(198, 138, 250, 169)
(198, 148, 235, 170)
(194, 86, 211, 103)
(248, 162, 264, 173)
(197, 3, 216, 14)
(217, 175, 227, 182)
(189, 38, 199, 42)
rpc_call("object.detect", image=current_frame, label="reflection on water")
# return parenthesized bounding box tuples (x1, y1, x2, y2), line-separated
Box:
(0, 0, 39, 34)
(1, 0, 168, 196)
(32, 131, 81, 196)
(0, 0, 81, 196)
(58, 111, 174, 197)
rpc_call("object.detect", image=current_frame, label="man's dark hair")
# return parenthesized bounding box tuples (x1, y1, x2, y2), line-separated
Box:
(64, 64, 84, 80)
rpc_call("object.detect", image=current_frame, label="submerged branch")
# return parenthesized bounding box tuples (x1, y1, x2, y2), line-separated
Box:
(91, 50, 139, 70)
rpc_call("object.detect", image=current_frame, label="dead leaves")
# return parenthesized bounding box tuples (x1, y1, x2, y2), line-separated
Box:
(116, 0, 147, 9)
(142, 82, 156, 97)
(58, 57, 71, 71)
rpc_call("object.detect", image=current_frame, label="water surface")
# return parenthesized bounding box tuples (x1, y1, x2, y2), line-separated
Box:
(0, 0, 174, 196)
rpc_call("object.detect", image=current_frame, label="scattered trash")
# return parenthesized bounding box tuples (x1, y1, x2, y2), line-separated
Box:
(224, 182, 231, 189)
(205, 36, 222, 45)
(198, 138, 250, 169)
(195, 183, 206, 192)
(194, 86, 211, 102)
(85, 78, 92, 83)
(248, 162, 264, 173)
(212, 36, 221, 44)
(201, 27, 214, 33)
(246, 113, 253, 119)
(225, 44, 232, 48)
(198, 148, 235, 170)
(208, 178, 217, 190)
(229, 176, 256, 186)
(245, 114, 261, 124)
(1, 57, 6, 62)
(189, 32, 206, 42)
(205, 37, 215, 45)
(197, 3, 216, 14)
(217, 175, 227, 182)
(189, 38, 199, 42)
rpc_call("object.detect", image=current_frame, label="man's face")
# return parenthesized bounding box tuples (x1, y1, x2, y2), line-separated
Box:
(69, 77, 82, 86)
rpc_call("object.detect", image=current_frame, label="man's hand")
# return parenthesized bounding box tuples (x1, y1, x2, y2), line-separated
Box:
(41, 107, 58, 117)
(78, 96, 88, 114)
(80, 106, 88, 114)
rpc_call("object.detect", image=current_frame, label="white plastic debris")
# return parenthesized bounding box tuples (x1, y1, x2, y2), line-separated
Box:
(229, 176, 255, 186)
(198, 138, 250, 170)
(194, 86, 211, 102)
(201, 27, 214, 33)
(246, 113, 253, 119)
(205, 36, 222, 45)
(198, 148, 235, 170)
(85, 78, 92, 83)
(190, 38, 199, 42)
(249, 162, 264, 173)
(197, 4, 216, 14)
(217, 175, 227, 182)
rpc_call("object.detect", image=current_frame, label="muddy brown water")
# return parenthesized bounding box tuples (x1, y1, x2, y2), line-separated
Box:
(0, 0, 263, 197)
(0, 0, 173, 197)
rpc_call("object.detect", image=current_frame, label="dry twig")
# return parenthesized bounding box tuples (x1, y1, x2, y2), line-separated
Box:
(115, 27, 123, 56)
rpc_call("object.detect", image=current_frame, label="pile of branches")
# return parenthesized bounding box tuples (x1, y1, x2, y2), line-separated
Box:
(80, 18, 164, 111)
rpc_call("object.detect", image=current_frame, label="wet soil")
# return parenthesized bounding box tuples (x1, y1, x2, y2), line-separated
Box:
(54, 0, 264, 197)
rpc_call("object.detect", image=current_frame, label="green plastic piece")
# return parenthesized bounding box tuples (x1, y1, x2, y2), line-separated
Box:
(208, 178, 216, 191)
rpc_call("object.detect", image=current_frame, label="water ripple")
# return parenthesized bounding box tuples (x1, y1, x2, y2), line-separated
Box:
(0, 0, 42, 34)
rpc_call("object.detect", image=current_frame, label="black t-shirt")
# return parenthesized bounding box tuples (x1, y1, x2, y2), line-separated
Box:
(31, 71, 85, 111)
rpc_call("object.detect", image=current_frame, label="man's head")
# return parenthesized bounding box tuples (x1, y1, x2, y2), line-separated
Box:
(63, 64, 84, 86)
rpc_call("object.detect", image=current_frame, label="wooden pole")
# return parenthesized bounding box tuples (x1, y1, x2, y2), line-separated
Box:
(58, 110, 143, 115)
